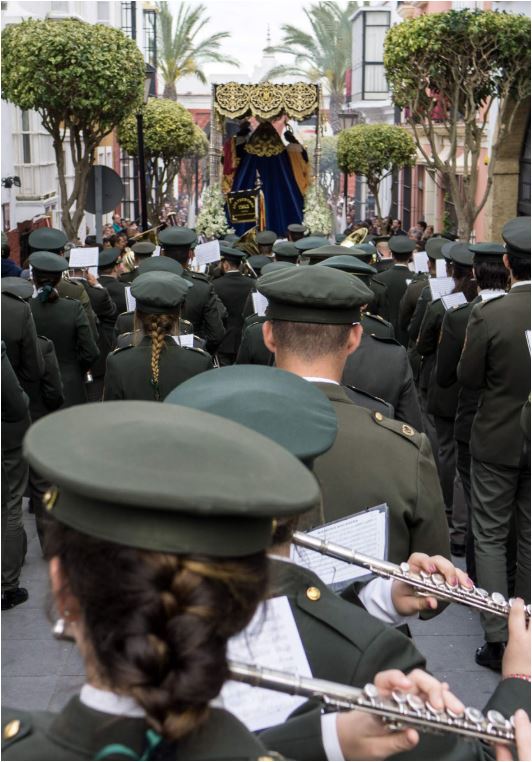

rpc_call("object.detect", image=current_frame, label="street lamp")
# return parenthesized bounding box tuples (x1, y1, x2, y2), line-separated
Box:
(137, 68, 155, 232)
(338, 109, 360, 231)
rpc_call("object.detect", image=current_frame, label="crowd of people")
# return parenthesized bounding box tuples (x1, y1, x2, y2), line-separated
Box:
(0, 212, 530, 760)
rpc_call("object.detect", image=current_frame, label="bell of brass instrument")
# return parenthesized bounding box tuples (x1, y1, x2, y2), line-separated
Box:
(130, 226, 159, 246)
(292, 531, 531, 621)
(228, 661, 515, 747)
(340, 227, 368, 249)
(234, 226, 260, 258)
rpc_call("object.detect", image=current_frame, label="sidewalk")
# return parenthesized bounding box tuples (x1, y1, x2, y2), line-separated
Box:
(2, 503, 499, 713)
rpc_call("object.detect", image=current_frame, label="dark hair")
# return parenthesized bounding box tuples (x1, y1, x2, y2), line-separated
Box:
(393, 251, 411, 263)
(161, 245, 190, 265)
(451, 263, 477, 302)
(44, 519, 269, 742)
(474, 257, 509, 291)
(507, 252, 530, 281)
(271, 320, 352, 361)
(1, 244, 9, 259)
(32, 269, 61, 303)
(137, 310, 180, 401)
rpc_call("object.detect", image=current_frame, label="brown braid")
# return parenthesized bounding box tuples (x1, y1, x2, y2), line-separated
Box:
(137, 311, 180, 401)
(44, 520, 269, 743)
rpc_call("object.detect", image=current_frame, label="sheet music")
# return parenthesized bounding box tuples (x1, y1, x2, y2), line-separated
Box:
(435, 259, 447, 278)
(290, 504, 388, 590)
(221, 596, 312, 730)
(406, 279, 412, 287)
(194, 240, 221, 266)
(429, 277, 455, 301)
(413, 252, 429, 273)
(68, 247, 99, 269)
(124, 286, 136, 312)
(252, 292, 268, 317)
(441, 292, 467, 311)
(152, 246, 161, 257)
(171, 334, 194, 348)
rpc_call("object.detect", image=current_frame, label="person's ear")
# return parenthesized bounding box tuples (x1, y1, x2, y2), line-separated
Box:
(346, 323, 363, 356)
(262, 321, 276, 352)
(503, 253, 511, 272)
(49, 556, 79, 619)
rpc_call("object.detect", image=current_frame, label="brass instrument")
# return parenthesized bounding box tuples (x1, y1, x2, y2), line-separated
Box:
(228, 661, 516, 747)
(292, 531, 531, 621)
(234, 226, 260, 259)
(340, 227, 368, 248)
(129, 226, 159, 245)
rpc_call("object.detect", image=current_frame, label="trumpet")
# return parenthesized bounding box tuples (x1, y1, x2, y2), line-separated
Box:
(228, 661, 516, 747)
(291, 531, 531, 621)
(340, 227, 368, 248)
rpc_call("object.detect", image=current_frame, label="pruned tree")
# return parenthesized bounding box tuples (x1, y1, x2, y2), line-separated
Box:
(305, 136, 340, 197)
(118, 98, 207, 225)
(384, 9, 531, 240)
(337, 124, 416, 219)
(1, 18, 145, 239)
(158, 1, 238, 100)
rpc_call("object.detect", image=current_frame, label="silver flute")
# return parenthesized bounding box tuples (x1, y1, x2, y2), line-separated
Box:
(292, 531, 531, 621)
(229, 661, 515, 747)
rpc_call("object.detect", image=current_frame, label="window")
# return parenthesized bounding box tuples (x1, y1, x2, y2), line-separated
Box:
(401, 166, 412, 232)
(21, 110, 31, 164)
(352, 10, 390, 101)
(518, 119, 531, 217)
(2, 203, 10, 232)
(121, 1, 136, 39)
(120, 149, 139, 223)
(143, 9, 157, 69)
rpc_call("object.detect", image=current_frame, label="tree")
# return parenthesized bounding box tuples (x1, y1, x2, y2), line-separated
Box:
(118, 98, 206, 225)
(1, 18, 144, 239)
(158, 1, 238, 100)
(384, 9, 531, 240)
(263, 2, 358, 134)
(305, 136, 340, 197)
(337, 124, 416, 219)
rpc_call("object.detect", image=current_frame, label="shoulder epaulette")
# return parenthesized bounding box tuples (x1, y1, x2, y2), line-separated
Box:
(0, 290, 24, 302)
(188, 271, 209, 282)
(370, 334, 401, 346)
(117, 310, 134, 318)
(345, 384, 388, 406)
(370, 276, 386, 287)
(478, 293, 506, 308)
(450, 301, 471, 313)
(182, 345, 212, 359)
(371, 410, 423, 447)
(2, 711, 32, 751)
(112, 344, 134, 354)
(364, 312, 387, 324)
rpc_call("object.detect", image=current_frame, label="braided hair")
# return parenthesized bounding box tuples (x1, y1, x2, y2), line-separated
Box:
(137, 311, 180, 401)
(45, 520, 269, 743)
(32, 269, 61, 303)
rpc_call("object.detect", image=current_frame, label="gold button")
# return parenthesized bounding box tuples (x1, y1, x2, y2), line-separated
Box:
(402, 424, 415, 436)
(375, 412, 384, 422)
(43, 486, 59, 512)
(3, 720, 20, 740)
(306, 586, 321, 601)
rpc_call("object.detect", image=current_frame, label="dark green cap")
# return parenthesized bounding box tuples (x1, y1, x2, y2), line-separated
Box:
(335, 234, 345, 244)
(131, 271, 191, 313)
(158, 227, 197, 248)
(319, 255, 377, 276)
(287, 224, 306, 234)
(23, 402, 320, 556)
(98, 248, 122, 269)
(425, 237, 447, 260)
(132, 242, 156, 256)
(28, 227, 68, 252)
(468, 243, 505, 258)
(262, 261, 296, 275)
(295, 236, 329, 252)
(447, 242, 473, 266)
(389, 236, 416, 255)
(351, 243, 377, 256)
(165, 366, 337, 466)
(224, 233, 239, 243)
(256, 230, 277, 245)
(28, 251, 69, 272)
(305, 244, 352, 261)
(247, 254, 272, 274)
(257, 265, 373, 324)
(138, 257, 184, 277)
(273, 242, 299, 259)
(220, 243, 245, 261)
(1, 277, 33, 299)
(502, 216, 530, 256)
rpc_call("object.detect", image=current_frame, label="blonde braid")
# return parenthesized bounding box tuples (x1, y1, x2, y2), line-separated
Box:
(150, 316, 167, 401)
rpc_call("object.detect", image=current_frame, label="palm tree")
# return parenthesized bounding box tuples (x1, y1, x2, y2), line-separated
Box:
(263, 2, 359, 134)
(157, 2, 238, 100)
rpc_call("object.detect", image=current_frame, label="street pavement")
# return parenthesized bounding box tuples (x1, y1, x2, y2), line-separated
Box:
(2, 501, 499, 714)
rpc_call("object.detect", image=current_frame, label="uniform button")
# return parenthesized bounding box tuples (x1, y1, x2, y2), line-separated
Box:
(306, 586, 321, 601)
(402, 424, 415, 436)
(374, 412, 384, 422)
(43, 486, 59, 512)
(3, 720, 20, 740)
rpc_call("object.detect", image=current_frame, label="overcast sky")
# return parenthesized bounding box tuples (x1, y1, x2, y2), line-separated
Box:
(168, 0, 313, 77)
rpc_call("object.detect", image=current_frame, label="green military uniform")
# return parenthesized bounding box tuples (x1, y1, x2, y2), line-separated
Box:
(103, 272, 213, 401)
(213, 245, 255, 364)
(255, 264, 450, 563)
(119, 241, 156, 284)
(74, 277, 117, 401)
(398, 274, 428, 380)
(458, 227, 530, 647)
(98, 248, 128, 315)
(372, 237, 417, 347)
(56, 277, 98, 340)
(4, 401, 318, 760)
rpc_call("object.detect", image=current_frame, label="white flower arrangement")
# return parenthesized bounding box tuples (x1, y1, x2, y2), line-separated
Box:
(302, 183, 333, 235)
(195, 184, 233, 240)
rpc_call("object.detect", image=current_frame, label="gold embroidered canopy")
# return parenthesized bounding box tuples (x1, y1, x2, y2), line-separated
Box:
(214, 81, 320, 121)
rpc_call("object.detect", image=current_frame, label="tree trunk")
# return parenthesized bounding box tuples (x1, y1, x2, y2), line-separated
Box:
(163, 81, 177, 100)
(368, 182, 383, 221)
(329, 91, 342, 135)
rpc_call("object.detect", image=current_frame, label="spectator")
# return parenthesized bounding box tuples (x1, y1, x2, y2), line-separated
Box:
(112, 213, 122, 234)
(1, 233, 22, 278)
(391, 218, 407, 236)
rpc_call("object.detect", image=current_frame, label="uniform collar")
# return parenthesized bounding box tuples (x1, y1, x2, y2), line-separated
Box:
(80, 684, 145, 717)
(511, 280, 531, 289)
(478, 288, 506, 301)
(303, 376, 339, 385)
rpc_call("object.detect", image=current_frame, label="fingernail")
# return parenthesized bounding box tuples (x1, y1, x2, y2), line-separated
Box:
(451, 577, 458, 586)
(429, 564, 437, 573)
(466, 577, 474, 587)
